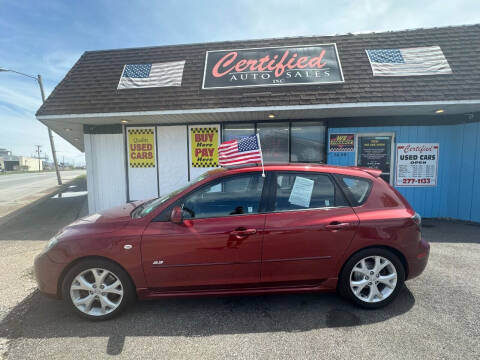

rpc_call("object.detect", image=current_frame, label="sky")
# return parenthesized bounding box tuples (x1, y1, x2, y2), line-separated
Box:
(1, 0, 479, 165)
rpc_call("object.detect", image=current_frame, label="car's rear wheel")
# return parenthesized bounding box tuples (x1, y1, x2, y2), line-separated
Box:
(339, 248, 405, 309)
(62, 258, 135, 321)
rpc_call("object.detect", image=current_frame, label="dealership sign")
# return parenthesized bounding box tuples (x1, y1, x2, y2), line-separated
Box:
(190, 127, 219, 168)
(128, 128, 156, 168)
(329, 134, 355, 152)
(202, 44, 344, 89)
(395, 143, 439, 186)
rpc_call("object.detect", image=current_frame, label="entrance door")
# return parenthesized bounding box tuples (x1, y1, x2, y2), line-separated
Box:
(261, 172, 359, 285)
(157, 125, 189, 196)
(141, 172, 266, 290)
(356, 133, 395, 183)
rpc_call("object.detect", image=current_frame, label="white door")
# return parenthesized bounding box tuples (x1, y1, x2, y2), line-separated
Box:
(157, 125, 189, 196)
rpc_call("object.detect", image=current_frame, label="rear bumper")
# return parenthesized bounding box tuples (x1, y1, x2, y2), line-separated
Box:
(406, 238, 430, 280)
(34, 251, 65, 298)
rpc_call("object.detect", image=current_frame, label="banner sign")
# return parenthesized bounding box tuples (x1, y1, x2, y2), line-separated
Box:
(329, 134, 355, 152)
(357, 135, 392, 174)
(128, 128, 155, 168)
(190, 127, 219, 167)
(202, 44, 344, 89)
(395, 143, 439, 186)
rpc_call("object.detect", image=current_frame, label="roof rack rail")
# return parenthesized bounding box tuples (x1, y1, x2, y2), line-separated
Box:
(223, 163, 261, 169)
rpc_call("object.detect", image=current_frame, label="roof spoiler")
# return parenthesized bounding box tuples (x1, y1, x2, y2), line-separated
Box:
(357, 167, 382, 178)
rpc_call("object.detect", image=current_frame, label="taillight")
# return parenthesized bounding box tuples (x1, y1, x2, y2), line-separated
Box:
(412, 212, 422, 227)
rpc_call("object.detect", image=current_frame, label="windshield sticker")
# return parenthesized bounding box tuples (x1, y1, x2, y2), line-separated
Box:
(288, 176, 314, 208)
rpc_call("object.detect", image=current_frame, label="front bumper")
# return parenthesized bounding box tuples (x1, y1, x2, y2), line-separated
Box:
(34, 251, 66, 298)
(406, 238, 430, 280)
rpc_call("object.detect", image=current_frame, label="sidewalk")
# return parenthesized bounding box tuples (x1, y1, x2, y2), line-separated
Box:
(0, 170, 85, 219)
(0, 177, 88, 331)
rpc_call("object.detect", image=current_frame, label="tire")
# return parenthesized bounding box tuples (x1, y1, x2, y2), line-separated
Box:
(62, 258, 135, 321)
(338, 248, 405, 309)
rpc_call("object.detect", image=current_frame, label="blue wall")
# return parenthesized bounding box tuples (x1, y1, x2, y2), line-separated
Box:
(327, 121, 480, 222)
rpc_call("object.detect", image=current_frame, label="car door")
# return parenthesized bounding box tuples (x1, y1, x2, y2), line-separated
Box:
(141, 172, 266, 290)
(261, 171, 359, 285)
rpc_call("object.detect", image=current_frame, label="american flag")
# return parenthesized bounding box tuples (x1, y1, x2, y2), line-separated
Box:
(366, 46, 452, 76)
(218, 135, 263, 166)
(117, 60, 185, 89)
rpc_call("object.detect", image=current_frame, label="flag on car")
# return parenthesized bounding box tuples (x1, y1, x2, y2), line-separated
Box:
(117, 60, 186, 89)
(218, 134, 264, 175)
(366, 46, 452, 76)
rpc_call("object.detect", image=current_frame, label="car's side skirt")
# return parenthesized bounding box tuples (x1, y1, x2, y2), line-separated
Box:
(136, 277, 339, 299)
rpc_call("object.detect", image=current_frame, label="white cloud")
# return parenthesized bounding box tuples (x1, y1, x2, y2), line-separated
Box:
(0, 81, 41, 112)
(43, 51, 82, 78)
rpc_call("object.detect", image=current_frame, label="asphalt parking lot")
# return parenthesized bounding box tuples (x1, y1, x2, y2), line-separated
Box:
(0, 179, 478, 359)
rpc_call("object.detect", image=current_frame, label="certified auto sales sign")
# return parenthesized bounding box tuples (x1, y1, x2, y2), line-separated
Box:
(202, 44, 344, 89)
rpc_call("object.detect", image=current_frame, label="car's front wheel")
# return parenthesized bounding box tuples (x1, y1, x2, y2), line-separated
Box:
(62, 258, 135, 321)
(339, 248, 405, 309)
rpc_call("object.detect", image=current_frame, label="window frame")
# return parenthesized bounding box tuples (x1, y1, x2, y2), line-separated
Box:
(333, 174, 373, 207)
(222, 120, 327, 164)
(289, 121, 327, 163)
(157, 171, 270, 221)
(266, 171, 350, 214)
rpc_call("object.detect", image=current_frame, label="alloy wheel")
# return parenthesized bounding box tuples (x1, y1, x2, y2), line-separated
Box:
(70, 268, 124, 316)
(349, 256, 397, 303)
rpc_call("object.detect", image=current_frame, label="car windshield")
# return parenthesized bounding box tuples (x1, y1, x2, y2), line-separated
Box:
(131, 171, 218, 218)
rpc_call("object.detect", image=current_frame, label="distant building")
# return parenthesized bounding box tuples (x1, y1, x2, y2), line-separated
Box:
(0, 148, 43, 171)
(0, 148, 12, 157)
(0, 148, 19, 171)
(19, 156, 43, 171)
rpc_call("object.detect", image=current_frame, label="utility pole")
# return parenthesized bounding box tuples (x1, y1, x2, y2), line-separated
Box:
(0, 68, 62, 185)
(38, 75, 62, 184)
(35, 145, 42, 172)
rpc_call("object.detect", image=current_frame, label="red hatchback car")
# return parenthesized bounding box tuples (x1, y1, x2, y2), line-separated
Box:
(35, 164, 429, 320)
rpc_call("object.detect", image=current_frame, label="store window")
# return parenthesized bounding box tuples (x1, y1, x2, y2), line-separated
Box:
(221, 121, 326, 164)
(291, 122, 326, 163)
(223, 123, 255, 142)
(256, 122, 289, 163)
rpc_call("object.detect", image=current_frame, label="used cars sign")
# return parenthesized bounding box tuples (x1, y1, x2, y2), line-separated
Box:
(202, 44, 344, 89)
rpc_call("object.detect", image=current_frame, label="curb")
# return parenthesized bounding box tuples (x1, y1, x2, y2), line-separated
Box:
(0, 176, 85, 227)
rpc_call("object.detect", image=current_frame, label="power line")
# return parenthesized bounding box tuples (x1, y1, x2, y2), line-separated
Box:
(34, 145, 42, 172)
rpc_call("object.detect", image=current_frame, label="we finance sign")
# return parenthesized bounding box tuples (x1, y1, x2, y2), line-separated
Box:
(202, 44, 344, 89)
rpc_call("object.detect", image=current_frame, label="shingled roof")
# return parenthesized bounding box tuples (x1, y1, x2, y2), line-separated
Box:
(37, 24, 480, 117)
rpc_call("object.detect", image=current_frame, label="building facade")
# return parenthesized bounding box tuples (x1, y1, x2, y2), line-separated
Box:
(36, 25, 480, 222)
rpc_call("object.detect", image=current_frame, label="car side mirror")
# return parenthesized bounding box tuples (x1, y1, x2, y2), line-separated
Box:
(170, 206, 183, 224)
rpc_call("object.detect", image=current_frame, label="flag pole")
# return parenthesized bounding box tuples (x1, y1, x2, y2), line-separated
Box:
(256, 133, 265, 177)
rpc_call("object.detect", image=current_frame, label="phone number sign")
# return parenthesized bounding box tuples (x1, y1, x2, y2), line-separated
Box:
(395, 143, 439, 186)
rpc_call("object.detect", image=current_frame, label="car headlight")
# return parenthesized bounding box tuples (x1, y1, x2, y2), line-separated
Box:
(45, 236, 58, 251)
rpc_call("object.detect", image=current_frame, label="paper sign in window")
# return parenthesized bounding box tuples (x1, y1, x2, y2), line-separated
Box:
(288, 176, 314, 208)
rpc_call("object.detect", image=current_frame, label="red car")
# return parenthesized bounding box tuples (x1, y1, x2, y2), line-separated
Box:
(34, 164, 429, 320)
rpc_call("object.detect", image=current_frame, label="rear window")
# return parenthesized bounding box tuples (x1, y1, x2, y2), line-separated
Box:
(336, 175, 372, 206)
(273, 172, 348, 211)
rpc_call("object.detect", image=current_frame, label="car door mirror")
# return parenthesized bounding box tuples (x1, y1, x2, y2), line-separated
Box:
(170, 206, 183, 223)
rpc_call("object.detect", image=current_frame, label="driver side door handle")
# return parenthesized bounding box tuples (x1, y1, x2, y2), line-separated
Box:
(325, 222, 350, 230)
(230, 228, 257, 237)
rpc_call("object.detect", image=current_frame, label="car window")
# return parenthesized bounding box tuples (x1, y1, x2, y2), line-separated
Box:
(336, 175, 372, 206)
(182, 173, 264, 219)
(133, 171, 216, 218)
(273, 172, 346, 211)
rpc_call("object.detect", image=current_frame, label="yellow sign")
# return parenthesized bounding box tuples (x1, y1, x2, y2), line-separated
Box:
(190, 127, 219, 167)
(128, 128, 155, 168)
